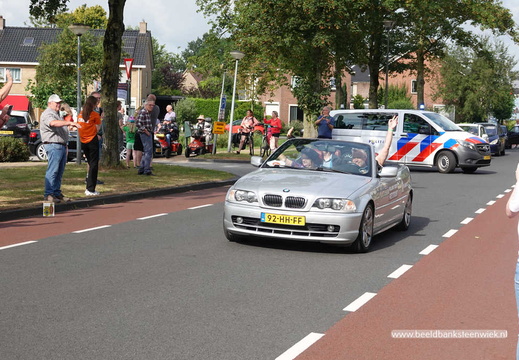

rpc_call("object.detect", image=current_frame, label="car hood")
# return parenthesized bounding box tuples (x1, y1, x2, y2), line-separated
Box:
(233, 168, 372, 198)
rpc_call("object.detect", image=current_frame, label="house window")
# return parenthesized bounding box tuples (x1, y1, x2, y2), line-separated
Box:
(289, 105, 303, 121)
(411, 80, 417, 94)
(330, 77, 336, 91)
(1, 68, 22, 83)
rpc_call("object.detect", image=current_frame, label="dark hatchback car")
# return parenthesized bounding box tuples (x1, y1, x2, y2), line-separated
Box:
(506, 125, 519, 149)
(0, 110, 36, 144)
(28, 129, 79, 161)
(477, 122, 506, 156)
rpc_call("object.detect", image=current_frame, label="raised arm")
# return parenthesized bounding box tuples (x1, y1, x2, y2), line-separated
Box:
(375, 115, 398, 167)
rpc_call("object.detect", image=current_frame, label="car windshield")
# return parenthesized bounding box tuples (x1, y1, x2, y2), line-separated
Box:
(483, 125, 497, 136)
(459, 125, 478, 136)
(423, 112, 461, 131)
(263, 138, 373, 176)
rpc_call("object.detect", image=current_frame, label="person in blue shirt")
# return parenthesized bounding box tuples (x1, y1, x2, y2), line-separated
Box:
(315, 106, 335, 139)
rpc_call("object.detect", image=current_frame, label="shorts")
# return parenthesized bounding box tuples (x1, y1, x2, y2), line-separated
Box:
(271, 133, 280, 138)
(134, 132, 143, 151)
(126, 142, 135, 150)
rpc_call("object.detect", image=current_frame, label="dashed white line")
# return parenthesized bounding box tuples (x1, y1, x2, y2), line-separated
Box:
(0, 241, 38, 251)
(72, 225, 111, 234)
(343, 292, 377, 312)
(137, 213, 168, 220)
(475, 208, 486, 214)
(420, 245, 438, 255)
(460, 217, 473, 225)
(387, 264, 413, 279)
(487, 200, 496, 206)
(442, 229, 458, 238)
(497, 194, 505, 198)
(188, 204, 213, 210)
(275, 332, 324, 360)
(505, 189, 512, 193)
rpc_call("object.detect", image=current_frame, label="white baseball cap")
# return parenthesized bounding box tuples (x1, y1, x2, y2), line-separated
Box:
(48, 94, 62, 103)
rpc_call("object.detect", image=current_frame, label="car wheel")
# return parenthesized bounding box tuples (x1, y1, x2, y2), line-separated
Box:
(185, 147, 191, 158)
(436, 151, 456, 173)
(224, 228, 243, 242)
(397, 195, 412, 231)
(36, 143, 48, 161)
(165, 147, 172, 158)
(352, 204, 374, 253)
(500, 147, 505, 156)
(119, 148, 127, 161)
(177, 144, 183, 156)
(461, 166, 478, 174)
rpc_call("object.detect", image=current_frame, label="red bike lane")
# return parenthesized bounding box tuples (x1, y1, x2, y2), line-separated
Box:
(296, 194, 518, 360)
(0, 187, 229, 248)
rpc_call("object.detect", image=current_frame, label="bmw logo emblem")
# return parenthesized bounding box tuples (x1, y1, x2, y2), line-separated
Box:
(283, 188, 290, 193)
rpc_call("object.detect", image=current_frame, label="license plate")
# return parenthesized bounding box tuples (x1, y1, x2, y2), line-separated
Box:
(0, 130, 13, 135)
(261, 213, 305, 226)
(484, 155, 491, 160)
(155, 148, 162, 153)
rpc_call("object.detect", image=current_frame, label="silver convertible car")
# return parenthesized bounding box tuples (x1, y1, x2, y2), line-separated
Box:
(223, 138, 413, 252)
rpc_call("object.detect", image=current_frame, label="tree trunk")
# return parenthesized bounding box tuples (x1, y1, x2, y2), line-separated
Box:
(416, 48, 426, 110)
(100, 0, 126, 167)
(334, 70, 345, 110)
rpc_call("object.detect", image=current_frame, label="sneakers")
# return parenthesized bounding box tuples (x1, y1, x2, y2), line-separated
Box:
(44, 195, 61, 203)
(55, 194, 72, 202)
(85, 178, 105, 185)
(85, 190, 101, 196)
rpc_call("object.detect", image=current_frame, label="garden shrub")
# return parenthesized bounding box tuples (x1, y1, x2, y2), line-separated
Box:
(0, 138, 31, 162)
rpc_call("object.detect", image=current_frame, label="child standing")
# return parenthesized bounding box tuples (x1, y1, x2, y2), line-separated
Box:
(123, 117, 138, 168)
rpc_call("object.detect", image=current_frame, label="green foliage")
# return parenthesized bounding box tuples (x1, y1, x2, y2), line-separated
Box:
(174, 98, 199, 124)
(377, 84, 414, 109)
(352, 94, 366, 109)
(233, 101, 263, 122)
(55, 4, 108, 29)
(191, 98, 221, 121)
(0, 138, 31, 162)
(436, 36, 518, 122)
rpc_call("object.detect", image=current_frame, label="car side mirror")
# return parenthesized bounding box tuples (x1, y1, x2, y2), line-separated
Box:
(482, 134, 489, 142)
(378, 166, 398, 177)
(251, 156, 263, 167)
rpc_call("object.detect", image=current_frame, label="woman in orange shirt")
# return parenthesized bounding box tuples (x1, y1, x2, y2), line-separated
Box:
(263, 111, 282, 150)
(78, 95, 102, 196)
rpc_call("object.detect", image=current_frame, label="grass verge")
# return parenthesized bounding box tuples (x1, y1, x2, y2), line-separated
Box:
(0, 162, 235, 210)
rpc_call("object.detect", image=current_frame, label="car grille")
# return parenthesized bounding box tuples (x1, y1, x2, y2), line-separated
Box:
(231, 216, 339, 238)
(263, 194, 306, 209)
(476, 143, 490, 154)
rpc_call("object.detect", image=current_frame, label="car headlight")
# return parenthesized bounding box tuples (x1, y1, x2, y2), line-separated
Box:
(490, 138, 498, 145)
(457, 139, 477, 151)
(227, 189, 258, 203)
(313, 198, 356, 212)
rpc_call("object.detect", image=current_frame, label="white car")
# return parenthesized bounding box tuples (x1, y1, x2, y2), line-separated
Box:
(223, 138, 413, 252)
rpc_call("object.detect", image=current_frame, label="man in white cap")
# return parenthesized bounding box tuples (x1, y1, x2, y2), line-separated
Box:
(40, 94, 81, 203)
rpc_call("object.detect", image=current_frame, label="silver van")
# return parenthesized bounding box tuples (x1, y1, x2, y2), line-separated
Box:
(330, 109, 491, 173)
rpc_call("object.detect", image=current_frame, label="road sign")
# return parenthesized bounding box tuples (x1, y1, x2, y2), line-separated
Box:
(218, 108, 226, 121)
(124, 58, 134, 79)
(213, 121, 226, 134)
(220, 95, 226, 110)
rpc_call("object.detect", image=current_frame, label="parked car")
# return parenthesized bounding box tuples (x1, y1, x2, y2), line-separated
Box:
(224, 119, 264, 134)
(0, 110, 36, 144)
(28, 129, 79, 161)
(506, 125, 519, 149)
(476, 122, 506, 156)
(223, 138, 413, 253)
(457, 123, 489, 142)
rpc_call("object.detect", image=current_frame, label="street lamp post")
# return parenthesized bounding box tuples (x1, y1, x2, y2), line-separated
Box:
(227, 51, 245, 152)
(69, 23, 90, 165)
(383, 20, 395, 109)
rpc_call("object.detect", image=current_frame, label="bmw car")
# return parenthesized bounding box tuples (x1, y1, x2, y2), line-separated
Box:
(223, 138, 413, 252)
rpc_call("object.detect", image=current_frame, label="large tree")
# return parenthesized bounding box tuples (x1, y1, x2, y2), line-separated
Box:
(30, 0, 126, 167)
(435, 37, 517, 123)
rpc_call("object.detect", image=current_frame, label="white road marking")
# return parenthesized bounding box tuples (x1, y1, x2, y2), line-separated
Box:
(442, 229, 458, 238)
(487, 200, 496, 206)
(343, 292, 377, 312)
(72, 225, 111, 234)
(460, 217, 473, 225)
(275, 332, 324, 360)
(188, 204, 213, 210)
(137, 213, 168, 220)
(0, 241, 38, 250)
(387, 264, 413, 279)
(475, 208, 486, 214)
(505, 189, 512, 193)
(497, 194, 505, 198)
(420, 245, 438, 255)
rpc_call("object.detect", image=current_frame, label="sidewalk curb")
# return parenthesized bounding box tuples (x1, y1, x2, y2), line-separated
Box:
(0, 178, 238, 223)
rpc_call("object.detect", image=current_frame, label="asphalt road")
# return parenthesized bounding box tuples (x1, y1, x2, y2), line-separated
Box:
(1, 150, 518, 359)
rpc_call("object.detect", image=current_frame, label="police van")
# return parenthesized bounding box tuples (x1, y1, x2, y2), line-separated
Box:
(330, 109, 491, 173)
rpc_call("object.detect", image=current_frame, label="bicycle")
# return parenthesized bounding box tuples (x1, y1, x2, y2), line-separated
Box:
(236, 129, 255, 155)
(259, 124, 272, 158)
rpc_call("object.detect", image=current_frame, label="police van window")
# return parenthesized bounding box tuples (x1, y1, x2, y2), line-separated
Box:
(333, 114, 363, 129)
(403, 114, 438, 135)
(362, 114, 391, 131)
